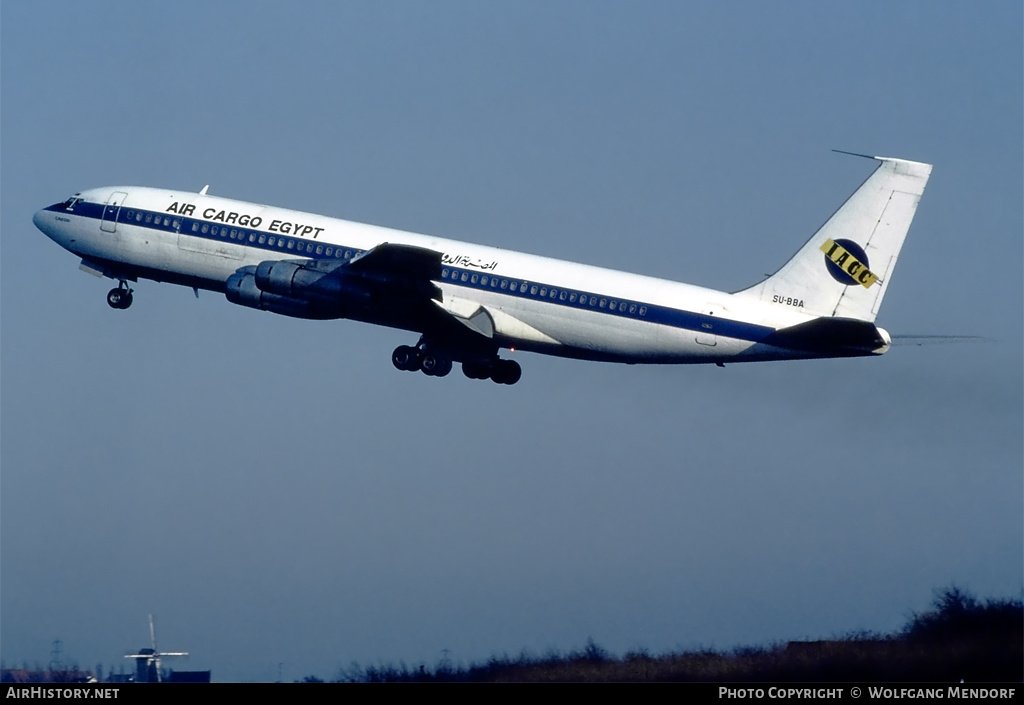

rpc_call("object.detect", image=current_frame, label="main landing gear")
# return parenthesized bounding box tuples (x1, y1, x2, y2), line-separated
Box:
(392, 341, 522, 385)
(392, 344, 452, 377)
(106, 281, 133, 309)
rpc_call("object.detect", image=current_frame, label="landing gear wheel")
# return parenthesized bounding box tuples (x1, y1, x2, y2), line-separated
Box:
(420, 353, 452, 377)
(462, 361, 491, 380)
(106, 287, 133, 309)
(392, 345, 421, 371)
(491, 360, 522, 385)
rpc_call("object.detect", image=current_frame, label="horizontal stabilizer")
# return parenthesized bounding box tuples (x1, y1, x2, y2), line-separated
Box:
(763, 317, 890, 355)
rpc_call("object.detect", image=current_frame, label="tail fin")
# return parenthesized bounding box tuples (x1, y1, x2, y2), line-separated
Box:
(736, 155, 932, 322)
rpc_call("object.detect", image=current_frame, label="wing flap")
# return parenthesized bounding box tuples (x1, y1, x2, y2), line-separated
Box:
(433, 296, 560, 345)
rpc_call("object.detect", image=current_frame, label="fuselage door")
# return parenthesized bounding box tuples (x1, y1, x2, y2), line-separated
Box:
(100, 191, 128, 232)
(695, 303, 723, 347)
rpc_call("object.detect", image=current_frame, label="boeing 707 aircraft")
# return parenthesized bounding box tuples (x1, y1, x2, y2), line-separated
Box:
(33, 155, 931, 385)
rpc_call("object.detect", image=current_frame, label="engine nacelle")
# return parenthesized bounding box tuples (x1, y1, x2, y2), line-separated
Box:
(225, 267, 340, 320)
(254, 260, 372, 306)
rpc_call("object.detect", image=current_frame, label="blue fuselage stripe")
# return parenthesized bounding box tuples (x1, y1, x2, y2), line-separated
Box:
(48, 202, 778, 344)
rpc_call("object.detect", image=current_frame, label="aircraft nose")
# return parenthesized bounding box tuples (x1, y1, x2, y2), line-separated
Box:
(33, 205, 62, 242)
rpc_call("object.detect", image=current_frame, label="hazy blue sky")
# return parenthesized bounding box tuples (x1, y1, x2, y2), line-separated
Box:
(2, 1, 1020, 682)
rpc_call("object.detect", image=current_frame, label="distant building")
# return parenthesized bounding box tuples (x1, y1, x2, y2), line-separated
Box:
(167, 671, 211, 683)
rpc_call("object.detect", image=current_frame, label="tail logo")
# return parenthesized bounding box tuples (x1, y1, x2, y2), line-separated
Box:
(820, 238, 879, 289)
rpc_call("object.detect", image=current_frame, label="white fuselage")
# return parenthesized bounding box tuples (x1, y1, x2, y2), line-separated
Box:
(32, 185, 877, 367)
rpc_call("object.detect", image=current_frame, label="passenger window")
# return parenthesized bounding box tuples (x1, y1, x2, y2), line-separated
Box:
(260, 235, 268, 244)
(639, 306, 647, 316)
(599, 299, 607, 308)
(201, 224, 209, 234)
(471, 274, 479, 284)
(629, 304, 637, 314)
(510, 282, 517, 291)
(500, 280, 508, 290)
(480, 276, 488, 286)
(325, 247, 332, 256)
(569, 293, 577, 302)
(461, 272, 469, 282)
(211, 226, 219, 236)
(163, 218, 171, 226)
(192, 223, 199, 232)
(136, 213, 143, 222)
(287, 240, 294, 249)
(530, 286, 538, 295)
(442, 268, 449, 278)
(560, 291, 566, 300)
(316, 245, 323, 254)
(539, 287, 547, 297)
(145, 214, 153, 223)
(268, 236, 276, 246)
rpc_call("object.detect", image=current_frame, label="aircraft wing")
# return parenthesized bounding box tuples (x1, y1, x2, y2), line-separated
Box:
(313, 241, 444, 303)
(346, 244, 561, 347)
(230, 243, 493, 340)
(347, 242, 443, 283)
(228, 241, 561, 359)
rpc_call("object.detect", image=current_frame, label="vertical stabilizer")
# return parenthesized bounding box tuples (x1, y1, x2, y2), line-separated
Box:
(736, 156, 932, 322)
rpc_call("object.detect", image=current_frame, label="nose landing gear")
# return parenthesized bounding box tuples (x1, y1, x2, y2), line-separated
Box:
(106, 281, 133, 309)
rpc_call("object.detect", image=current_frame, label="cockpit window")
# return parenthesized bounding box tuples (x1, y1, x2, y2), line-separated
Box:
(60, 194, 82, 211)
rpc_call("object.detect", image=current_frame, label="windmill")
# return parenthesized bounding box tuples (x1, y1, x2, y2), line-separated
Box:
(124, 615, 188, 683)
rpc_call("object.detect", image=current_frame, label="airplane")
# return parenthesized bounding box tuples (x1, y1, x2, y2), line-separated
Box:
(33, 153, 931, 385)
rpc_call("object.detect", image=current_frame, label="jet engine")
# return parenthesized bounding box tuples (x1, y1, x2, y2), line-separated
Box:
(253, 260, 371, 305)
(225, 266, 335, 319)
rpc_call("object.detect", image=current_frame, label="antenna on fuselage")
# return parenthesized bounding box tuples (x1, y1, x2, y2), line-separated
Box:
(199, 185, 209, 195)
(831, 149, 876, 161)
